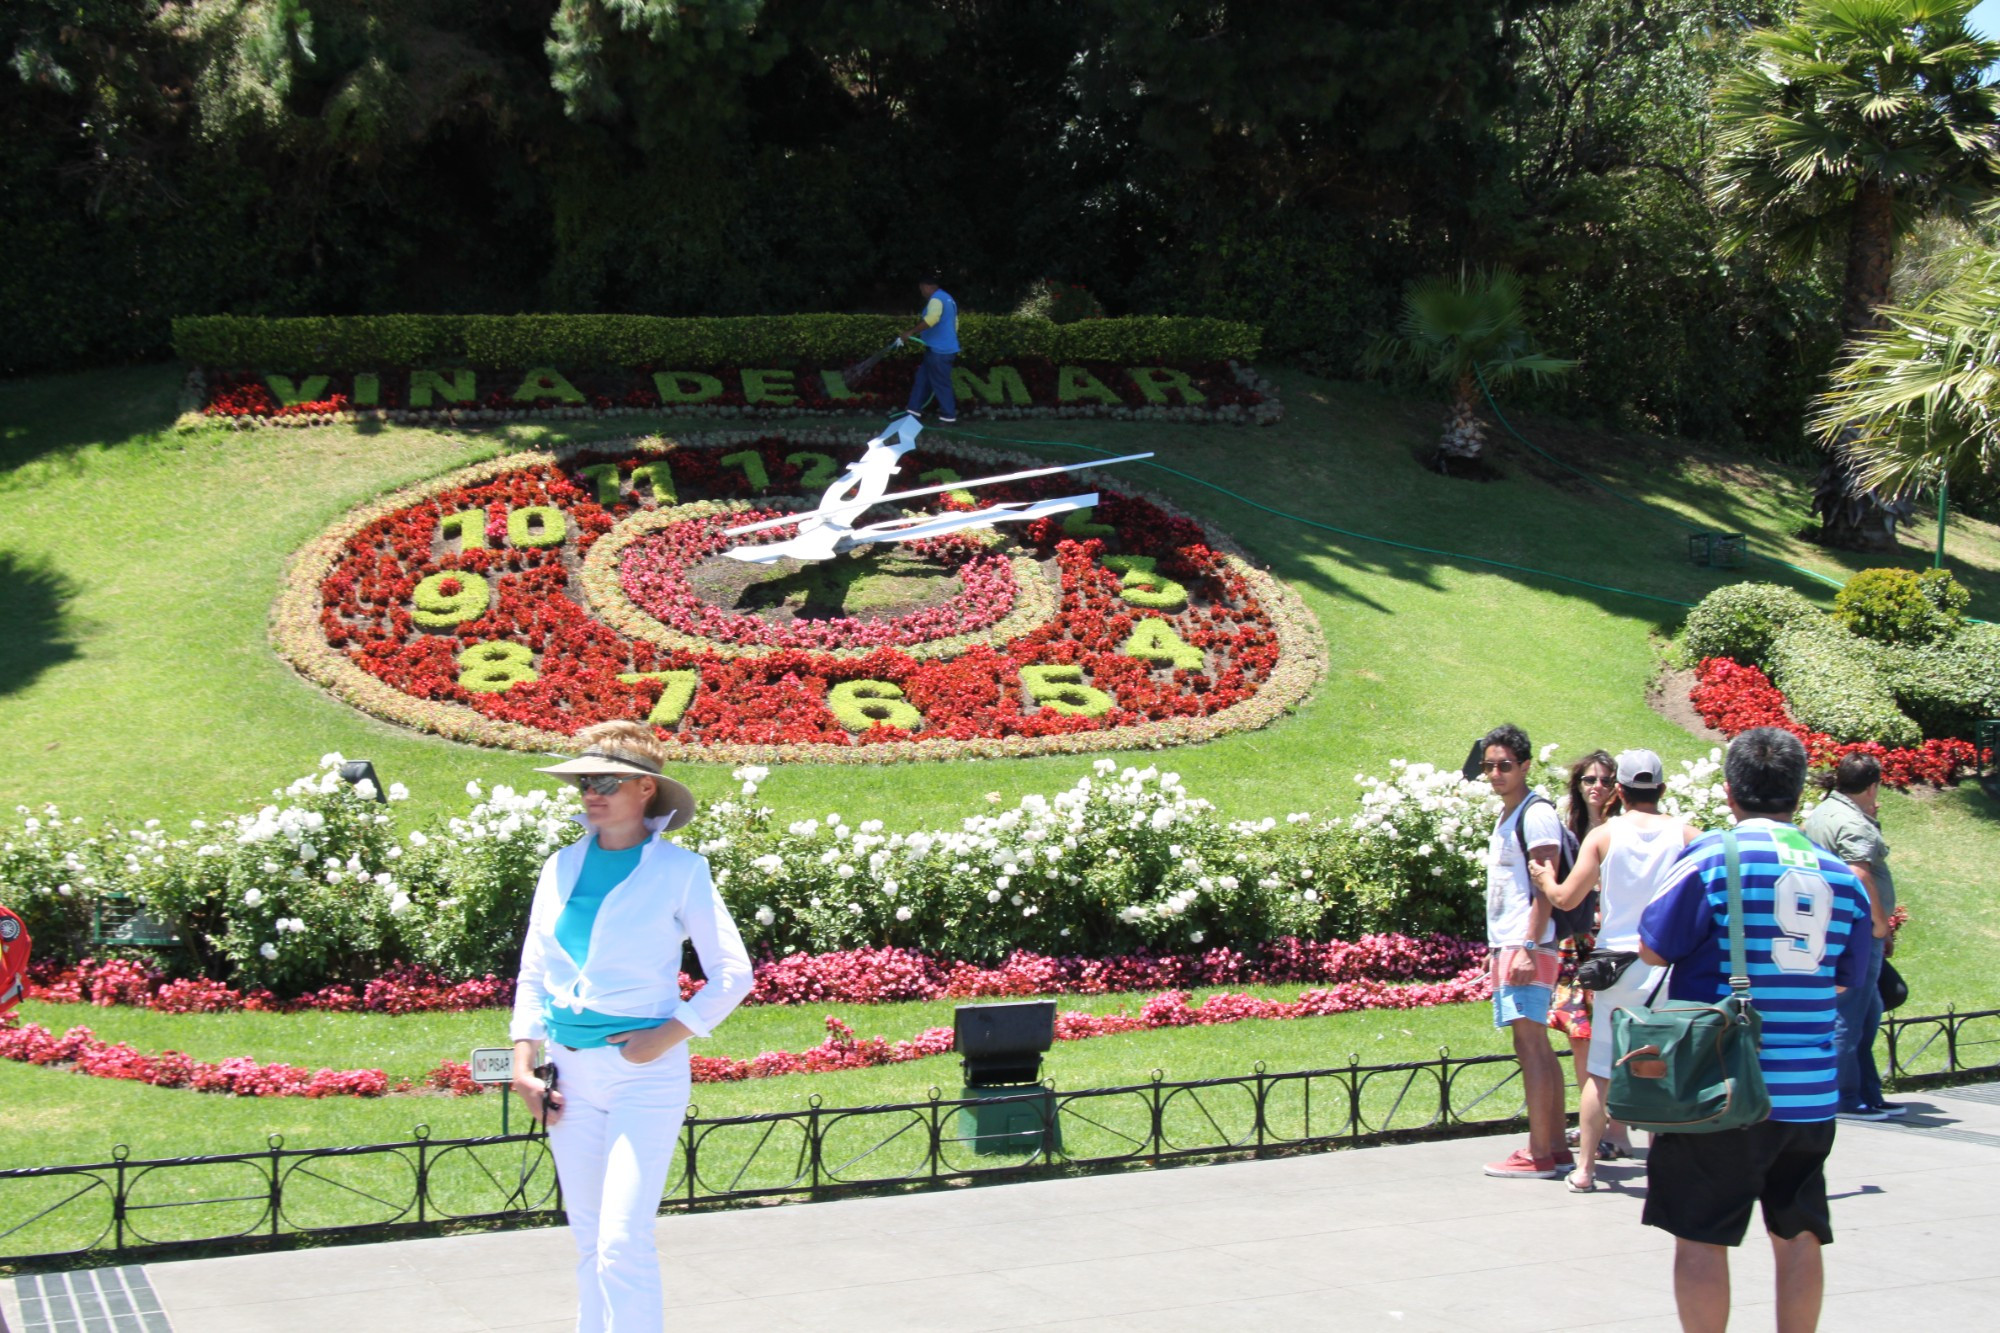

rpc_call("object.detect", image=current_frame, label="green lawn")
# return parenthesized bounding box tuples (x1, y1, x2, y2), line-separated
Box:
(3, 361, 1999, 1188)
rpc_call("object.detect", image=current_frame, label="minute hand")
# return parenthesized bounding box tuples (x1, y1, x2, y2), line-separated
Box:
(720, 453, 1155, 537)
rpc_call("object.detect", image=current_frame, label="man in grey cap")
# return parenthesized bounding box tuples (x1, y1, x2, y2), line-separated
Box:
(1531, 748, 1699, 1189)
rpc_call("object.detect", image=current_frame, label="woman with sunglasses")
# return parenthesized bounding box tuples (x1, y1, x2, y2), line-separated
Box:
(1548, 751, 1628, 1165)
(510, 721, 752, 1332)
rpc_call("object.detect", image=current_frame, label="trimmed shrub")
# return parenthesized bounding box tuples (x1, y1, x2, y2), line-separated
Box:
(1681, 583, 1824, 665)
(1877, 624, 2000, 741)
(1766, 620, 1922, 748)
(171, 313, 1262, 371)
(1834, 567, 1962, 645)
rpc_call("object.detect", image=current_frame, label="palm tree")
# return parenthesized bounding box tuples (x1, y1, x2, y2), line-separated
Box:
(1812, 243, 2000, 499)
(1365, 268, 1576, 474)
(1711, 0, 2000, 550)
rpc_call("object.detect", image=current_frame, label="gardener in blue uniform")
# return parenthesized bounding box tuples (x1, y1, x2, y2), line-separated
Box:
(1637, 727, 1872, 1333)
(902, 273, 959, 423)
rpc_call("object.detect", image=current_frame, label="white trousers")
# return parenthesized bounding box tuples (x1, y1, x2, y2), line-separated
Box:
(547, 1043, 691, 1333)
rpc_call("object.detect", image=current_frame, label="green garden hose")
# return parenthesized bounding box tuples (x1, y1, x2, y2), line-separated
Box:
(929, 425, 1700, 611)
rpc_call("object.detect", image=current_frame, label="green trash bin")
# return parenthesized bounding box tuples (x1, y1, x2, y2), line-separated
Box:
(954, 1085, 1061, 1156)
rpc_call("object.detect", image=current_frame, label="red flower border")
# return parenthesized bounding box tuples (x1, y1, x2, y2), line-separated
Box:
(1688, 656, 1982, 788)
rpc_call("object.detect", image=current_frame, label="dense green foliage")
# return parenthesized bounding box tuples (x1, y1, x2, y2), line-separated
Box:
(1833, 566, 1966, 643)
(171, 312, 1260, 370)
(11, 0, 1965, 463)
(1680, 581, 1825, 664)
(1766, 616, 1923, 746)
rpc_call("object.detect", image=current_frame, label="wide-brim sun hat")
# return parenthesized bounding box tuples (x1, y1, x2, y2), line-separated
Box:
(534, 749, 697, 830)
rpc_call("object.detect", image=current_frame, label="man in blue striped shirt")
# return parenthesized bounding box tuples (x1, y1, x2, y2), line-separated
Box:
(1639, 727, 1872, 1333)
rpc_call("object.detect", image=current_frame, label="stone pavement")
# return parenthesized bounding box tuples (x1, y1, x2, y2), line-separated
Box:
(6, 1083, 1999, 1333)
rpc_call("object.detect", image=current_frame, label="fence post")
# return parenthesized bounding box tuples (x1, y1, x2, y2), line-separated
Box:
(1147, 1069, 1165, 1163)
(414, 1124, 431, 1225)
(1946, 1003, 1960, 1075)
(266, 1134, 284, 1238)
(807, 1094, 824, 1195)
(112, 1145, 129, 1254)
(684, 1104, 698, 1204)
(1252, 1061, 1268, 1151)
(1436, 1047, 1454, 1128)
(1345, 1055, 1362, 1143)
(927, 1087, 944, 1182)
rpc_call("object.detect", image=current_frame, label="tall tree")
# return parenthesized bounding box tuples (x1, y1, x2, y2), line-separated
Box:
(1711, 0, 2000, 549)
(1812, 239, 2000, 501)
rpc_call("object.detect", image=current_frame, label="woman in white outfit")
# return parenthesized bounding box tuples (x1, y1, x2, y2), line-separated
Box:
(511, 721, 753, 1332)
(1530, 748, 1696, 1192)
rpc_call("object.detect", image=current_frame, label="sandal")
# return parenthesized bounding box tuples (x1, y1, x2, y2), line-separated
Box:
(1596, 1141, 1630, 1161)
(1564, 1169, 1597, 1194)
(1565, 1127, 1581, 1149)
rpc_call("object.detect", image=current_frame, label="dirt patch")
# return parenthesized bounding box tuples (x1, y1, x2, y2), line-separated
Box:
(1648, 664, 1728, 744)
(684, 548, 961, 624)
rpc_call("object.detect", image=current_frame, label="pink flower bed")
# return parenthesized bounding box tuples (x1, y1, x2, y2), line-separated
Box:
(620, 517, 1018, 651)
(3, 943, 1495, 1100)
(0, 1021, 389, 1098)
(26, 935, 1485, 1015)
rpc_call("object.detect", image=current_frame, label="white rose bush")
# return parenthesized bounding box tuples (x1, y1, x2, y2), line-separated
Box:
(1, 749, 1733, 998)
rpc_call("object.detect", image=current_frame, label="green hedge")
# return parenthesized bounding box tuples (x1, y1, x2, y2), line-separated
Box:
(1766, 620, 1922, 749)
(1681, 582, 1824, 666)
(172, 313, 1263, 370)
(1877, 625, 2000, 741)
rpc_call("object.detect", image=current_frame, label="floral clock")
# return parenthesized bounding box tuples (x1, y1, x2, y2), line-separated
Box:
(275, 432, 1325, 762)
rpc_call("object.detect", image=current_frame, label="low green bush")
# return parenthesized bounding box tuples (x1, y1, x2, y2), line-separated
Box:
(1877, 624, 2000, 741)
(1681, 582, 1824, 665)
(1766, 620, 1922, 748)
(1834, 567, 1964, 645)
(171, 313, 1262, 371)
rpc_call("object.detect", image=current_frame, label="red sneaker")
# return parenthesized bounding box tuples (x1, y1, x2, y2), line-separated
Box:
(1483, 1148, 1564, 1179)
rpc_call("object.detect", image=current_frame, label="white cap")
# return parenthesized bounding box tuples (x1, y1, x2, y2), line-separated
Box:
(1615, 749, 1665, 787)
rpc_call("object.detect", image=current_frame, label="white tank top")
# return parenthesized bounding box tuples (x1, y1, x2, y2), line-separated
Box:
(1598, 816, 1689, 950)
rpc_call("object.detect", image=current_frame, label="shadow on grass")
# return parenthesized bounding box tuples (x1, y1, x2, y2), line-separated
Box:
(0, 364, 185, 478)
(0, 550, 85, 697)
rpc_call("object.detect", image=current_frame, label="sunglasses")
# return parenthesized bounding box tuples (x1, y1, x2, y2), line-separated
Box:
(571, 774, 648, 797)
(1479, 759, 1519, 774)
(1579, 775, 1616, 787)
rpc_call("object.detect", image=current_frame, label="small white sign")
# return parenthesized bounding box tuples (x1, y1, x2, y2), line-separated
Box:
(469, 1047, 515, 1085)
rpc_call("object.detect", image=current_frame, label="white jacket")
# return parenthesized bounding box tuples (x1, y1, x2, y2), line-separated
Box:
(510, 816, 753, 1043)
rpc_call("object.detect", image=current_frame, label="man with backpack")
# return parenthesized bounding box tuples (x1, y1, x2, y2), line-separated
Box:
(1475, 723, 1576, 1179)
(1637, 728, 1872, 1333)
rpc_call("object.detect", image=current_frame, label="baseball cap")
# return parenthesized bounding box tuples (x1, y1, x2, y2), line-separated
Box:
(1615, 748, 1665, 787)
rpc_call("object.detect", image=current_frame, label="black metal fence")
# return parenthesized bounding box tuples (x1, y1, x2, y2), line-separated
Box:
(3, 1005, 1994, 1266)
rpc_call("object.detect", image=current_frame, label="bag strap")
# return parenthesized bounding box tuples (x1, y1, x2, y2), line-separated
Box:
(1512, 791, 1548, 862)
(1722, 829, 1751, 998)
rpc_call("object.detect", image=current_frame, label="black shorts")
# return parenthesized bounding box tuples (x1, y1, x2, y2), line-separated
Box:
(1643, 1119, 1836, 1247)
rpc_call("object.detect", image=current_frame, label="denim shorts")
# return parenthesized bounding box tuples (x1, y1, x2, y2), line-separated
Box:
(1493, 982, 1554, 1028)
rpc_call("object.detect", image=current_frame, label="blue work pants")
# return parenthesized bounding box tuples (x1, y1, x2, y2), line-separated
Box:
(908, 350, 958, 417)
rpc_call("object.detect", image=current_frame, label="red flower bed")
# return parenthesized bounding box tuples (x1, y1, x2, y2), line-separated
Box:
(282, 436, 1316, 758)
(1689, 656, 1981, 787)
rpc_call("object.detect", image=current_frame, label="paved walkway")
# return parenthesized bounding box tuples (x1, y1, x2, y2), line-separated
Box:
(7, 1084, 2000, 1332)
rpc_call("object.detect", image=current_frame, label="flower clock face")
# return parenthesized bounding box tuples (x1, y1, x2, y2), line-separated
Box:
(277, 433, 1325, 762)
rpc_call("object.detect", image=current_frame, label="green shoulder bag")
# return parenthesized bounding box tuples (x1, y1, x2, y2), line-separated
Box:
(1607, 830, 1771, 1134)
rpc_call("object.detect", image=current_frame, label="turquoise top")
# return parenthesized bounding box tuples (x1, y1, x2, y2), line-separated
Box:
(544, 836, 666, 1049)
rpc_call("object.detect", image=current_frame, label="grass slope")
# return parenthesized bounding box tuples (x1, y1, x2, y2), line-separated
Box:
(2, 362, 1997, 1184)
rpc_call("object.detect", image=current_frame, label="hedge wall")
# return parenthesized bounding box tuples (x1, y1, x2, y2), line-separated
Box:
(172, 313, 1262, 371)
